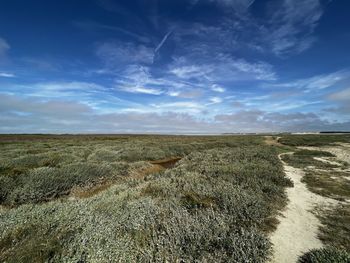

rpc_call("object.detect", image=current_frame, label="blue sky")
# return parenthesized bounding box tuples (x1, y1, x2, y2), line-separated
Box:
(0, 0, 350, 133)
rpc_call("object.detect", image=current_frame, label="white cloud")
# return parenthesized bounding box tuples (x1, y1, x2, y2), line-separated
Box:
(0, 81, 129, 113)
(170, 64, 212, 79)
(115, 65, 164, 95)
(228, 58, 277, 81)
(208, 97, 223, 104)
(115, 65, 205, 96)
(167, 91, 180, 97)
(119, 86, 163, 95)
(1, 93, 350, 133)
(0, 72, 15, 78)
(205, 56, 277, 82)
(304, 73, 345, 91)
(122, 100, 205, 114)
(211, 84, 225, 93)
(35, 81, 107, 92)
(149, 101, 205, 114)
(168, 55, 276, 82)
(272, 70, 350, 91)
(214, 110, 349, 132)
(167, 89, 203, 98)
(0, 81, 110, 101)
(151, 101, 203, 109)
(27, 81, 109, 99)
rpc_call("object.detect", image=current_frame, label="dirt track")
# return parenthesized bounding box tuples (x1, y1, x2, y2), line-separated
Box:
(269, 153, 336, 263)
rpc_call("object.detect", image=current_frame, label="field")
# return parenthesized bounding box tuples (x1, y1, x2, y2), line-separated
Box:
(0, 134, 349, 262)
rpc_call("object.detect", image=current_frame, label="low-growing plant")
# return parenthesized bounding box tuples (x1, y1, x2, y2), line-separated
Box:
(279, 134, 350, 146)
(0, 162, 126, 205)
(302, 171, 350, 200)
(298, 247, 350, 263)
(317, 204, 350, 251)
(281, 150, 339, 169)
(0, 135, 291, 262)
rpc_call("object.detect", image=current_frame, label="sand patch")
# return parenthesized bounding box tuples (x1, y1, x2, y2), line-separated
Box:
(299, 144, 350, 165)
(313, 157, 342, 166)
(264, 136, 283, 146)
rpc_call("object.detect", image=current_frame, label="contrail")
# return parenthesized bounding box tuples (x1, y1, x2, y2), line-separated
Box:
(155, 30, 173, 54)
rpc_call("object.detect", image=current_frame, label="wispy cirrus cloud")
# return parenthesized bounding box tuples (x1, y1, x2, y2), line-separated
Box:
(74, 20, 151, 44)
(0, 81, 130, 112)
(0, 37, 10, 57)
(271, 70, 350, 92)
(118, 85, 164, 95)
(0, 72, 15, 78)
(114, 64, 207, 96)
(209, 0, 255, 13)
(167, 88, 203, 99)
(266, 0, 323, 56)
(169, 64, 213, 79)
(1, 81, 108, 100)
(150, 101, 204, 111)
(115, 65, 164, 95)
(176, 0, 324, 56)
(32, 81, 108, 96)
(168, 55, 276, 82)
(226, 58, 277, 81)
(120, 100, 206, 115)
(96, 41, 155, 66)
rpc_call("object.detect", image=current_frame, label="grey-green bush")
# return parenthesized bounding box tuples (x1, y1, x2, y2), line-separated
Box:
(298, 247, 350, 263)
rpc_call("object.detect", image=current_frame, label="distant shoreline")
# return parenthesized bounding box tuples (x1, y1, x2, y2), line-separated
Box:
(0, 131, 349, 136)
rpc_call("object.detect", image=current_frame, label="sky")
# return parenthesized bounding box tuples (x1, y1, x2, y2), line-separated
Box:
(0, 0, 350, 134)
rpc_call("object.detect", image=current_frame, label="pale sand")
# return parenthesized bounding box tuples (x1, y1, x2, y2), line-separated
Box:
(299, 143, 350, 165)
(269, 153, 336, 263)
(313, 157, 342, 166)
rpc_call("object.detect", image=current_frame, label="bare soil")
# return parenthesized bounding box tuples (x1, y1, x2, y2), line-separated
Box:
(150, 157, 182, 168)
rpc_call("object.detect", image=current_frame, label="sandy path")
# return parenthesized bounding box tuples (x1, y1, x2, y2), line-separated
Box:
(269, 153, 336, 263)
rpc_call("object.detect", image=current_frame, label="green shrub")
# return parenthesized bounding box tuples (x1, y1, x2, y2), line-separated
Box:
(1, 163, 119, 205)
(295, 149, 336, 157)
(279, 134, 350, 146)
(0, 135, 290, 262)
(298, 247, 350, 263)
(318, 204, 350, 250)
